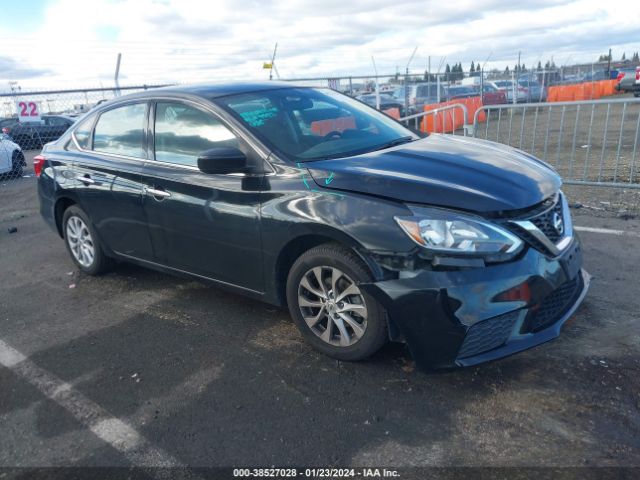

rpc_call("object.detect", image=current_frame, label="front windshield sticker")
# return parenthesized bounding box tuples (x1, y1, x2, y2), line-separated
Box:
(239, 107, 278, 127)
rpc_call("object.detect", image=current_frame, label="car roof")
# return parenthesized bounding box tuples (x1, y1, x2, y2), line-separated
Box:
(91, 81, 311, 111)
(119, 81, 304, 101)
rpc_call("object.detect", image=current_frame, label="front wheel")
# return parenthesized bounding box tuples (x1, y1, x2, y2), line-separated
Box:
(62, 205, 112, 275)
(286, 243, 388, 361)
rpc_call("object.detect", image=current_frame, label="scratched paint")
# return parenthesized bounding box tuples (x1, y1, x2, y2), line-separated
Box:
(296, 163, 344, 198)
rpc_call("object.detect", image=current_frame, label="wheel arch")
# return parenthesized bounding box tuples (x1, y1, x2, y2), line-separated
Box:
(54, 195, 79, 238)
(271, 225, 384, 307)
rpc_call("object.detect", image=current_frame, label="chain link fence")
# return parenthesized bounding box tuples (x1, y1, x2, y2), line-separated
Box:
(1, 77, 639, 190)
(1, 85, 169, 183)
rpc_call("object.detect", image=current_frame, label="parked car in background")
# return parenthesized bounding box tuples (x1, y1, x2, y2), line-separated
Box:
(475, 82, 507, 105)
(391, 83, 446, 114)
(0, 133, 26, 177)
(518, 77, 547, 102)
(413, 83, 447, 111)
(0, 115, 75, 150)
(583, 70, 609, 81)
(494, 80, 528, 103)
(444, 85, 478, 101)
(36, 82, 588, 371)
(355, 93, 405, 116)
(615, 68, 637, 93)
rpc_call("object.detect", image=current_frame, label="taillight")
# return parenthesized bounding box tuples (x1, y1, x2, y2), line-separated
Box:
(636, 67, 640, 81)
(1, 127, 9, 134)
(33, 154, 46, 177)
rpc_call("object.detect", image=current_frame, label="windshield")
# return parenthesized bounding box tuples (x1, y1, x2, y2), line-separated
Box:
(216, 87, 417, 162)
(391, 87, 406, 99)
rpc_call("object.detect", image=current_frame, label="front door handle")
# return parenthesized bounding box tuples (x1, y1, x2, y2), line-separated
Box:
(75, 174, 95, 185)
(144, 186, 171, 199)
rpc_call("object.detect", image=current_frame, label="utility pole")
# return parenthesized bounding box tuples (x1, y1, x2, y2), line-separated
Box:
(427, 55, 431, 99)
(269, 43, 278, 81)
(114, 53, 122, 97)
(404, 46, 418, 113)
(436, 56, 446, 103)
(371, 56, 380, 110)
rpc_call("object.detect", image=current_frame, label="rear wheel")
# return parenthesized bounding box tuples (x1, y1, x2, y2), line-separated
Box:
(62, 205, 112, 275)
(11, 151, 25, 177)
(286, 243, 388, 361)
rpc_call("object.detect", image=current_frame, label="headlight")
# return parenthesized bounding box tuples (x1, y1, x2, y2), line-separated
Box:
(395, 208, 522, 258)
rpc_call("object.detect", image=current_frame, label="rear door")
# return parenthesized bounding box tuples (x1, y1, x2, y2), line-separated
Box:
(140, 99, 264, 291)
(71, 102, 154, 260)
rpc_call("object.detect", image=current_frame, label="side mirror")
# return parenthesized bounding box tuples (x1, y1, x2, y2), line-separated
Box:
(197, 147, 248, 175)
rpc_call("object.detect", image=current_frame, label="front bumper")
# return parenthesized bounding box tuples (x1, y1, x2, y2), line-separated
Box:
(362, 237, 589, 371)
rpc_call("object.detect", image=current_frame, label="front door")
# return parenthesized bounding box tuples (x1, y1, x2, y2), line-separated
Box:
(141, 100, 264, 292)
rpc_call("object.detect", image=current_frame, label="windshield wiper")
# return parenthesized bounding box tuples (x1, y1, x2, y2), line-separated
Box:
(372, 136, 415, 152)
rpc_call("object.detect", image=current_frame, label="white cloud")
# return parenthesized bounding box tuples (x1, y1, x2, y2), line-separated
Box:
(0, 0, 639, 89)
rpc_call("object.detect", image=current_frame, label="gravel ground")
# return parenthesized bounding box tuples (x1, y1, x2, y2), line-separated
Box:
(437, 94, 640, 186)
(0, 152, 638, 474)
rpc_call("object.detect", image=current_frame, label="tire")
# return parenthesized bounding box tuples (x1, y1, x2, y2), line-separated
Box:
(62, 205, 112, 275)
(286, 243, 388, 362)
(11, 151, 24, 177)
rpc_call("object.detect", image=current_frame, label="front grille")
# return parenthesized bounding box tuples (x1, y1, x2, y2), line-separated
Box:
(526, 275, 582, 333)
(457, 311, 519, 359)
(530, 200, 564, 243)
(506, 194, 567, 255)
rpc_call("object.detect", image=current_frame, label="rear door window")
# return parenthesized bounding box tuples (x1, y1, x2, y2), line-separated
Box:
(93, 103, 147, 158)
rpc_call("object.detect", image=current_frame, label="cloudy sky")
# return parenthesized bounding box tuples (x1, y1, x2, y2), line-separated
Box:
(0, 0, 639, 90)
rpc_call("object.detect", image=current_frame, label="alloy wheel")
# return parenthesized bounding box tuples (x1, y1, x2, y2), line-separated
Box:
(297, 266, 368, 347)
(66, 216, 95, 268)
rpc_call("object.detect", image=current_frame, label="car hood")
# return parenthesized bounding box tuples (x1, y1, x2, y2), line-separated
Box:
(305, 134, 561, 212)
(1, 138, 20, 151)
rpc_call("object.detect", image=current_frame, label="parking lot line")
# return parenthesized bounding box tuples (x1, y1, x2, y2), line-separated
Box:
(574, 226, 640, 237)
(0, 338, 182, 472)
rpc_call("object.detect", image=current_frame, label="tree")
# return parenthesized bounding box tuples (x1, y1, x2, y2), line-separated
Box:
(537, 61, 542, 71)
(633, 52, 640, 62)
(470, 61, 475, 73)
(505, 65, 510, 74)
(622, 52, 626, 60)
(424, 70, 437, 81)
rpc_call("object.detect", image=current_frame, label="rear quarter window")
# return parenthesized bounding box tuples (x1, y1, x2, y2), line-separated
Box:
(72, 115, 95, 149)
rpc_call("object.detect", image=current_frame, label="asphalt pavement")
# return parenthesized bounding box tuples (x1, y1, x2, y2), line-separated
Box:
(0, 153, 639, 473)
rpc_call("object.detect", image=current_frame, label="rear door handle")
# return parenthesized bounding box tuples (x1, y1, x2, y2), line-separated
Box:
(144, 186, 171, 199)
(75, 174, 95, 185)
